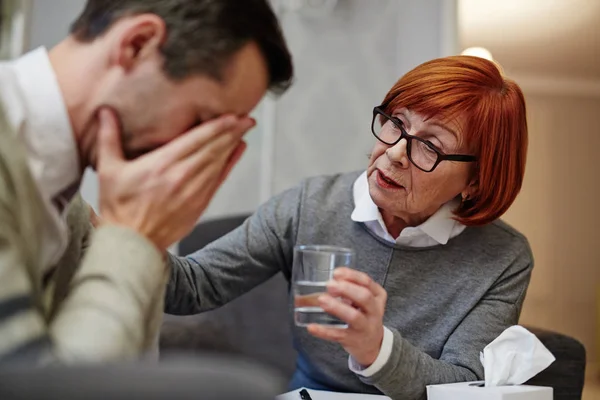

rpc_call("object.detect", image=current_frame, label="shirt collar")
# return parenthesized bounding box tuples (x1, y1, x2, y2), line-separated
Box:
(351, 171, 462, 245)
(351, 171, 381, 222)
(415, 200, 461, 245)
(9, 47, 80, 202)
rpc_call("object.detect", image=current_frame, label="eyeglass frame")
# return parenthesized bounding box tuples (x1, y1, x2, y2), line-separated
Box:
(371, 106, 477, 172)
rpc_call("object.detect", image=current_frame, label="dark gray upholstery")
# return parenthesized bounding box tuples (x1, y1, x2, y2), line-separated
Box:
(161, 215, 586, 400)
(163, 215, 296, 376)
(0, 355, 286, 400)
(525, 328, 586, 400)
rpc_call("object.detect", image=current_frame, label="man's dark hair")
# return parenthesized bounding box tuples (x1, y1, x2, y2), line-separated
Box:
(70, 0, 293, 94)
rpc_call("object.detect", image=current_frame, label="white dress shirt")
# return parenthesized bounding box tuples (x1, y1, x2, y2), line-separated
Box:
(347, 171, 466, 377)
(0, 47, 80, 270)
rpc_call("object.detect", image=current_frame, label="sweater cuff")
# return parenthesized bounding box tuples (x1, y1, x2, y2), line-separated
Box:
(348, 326, 394, 377)
(76, 224, 166, 305)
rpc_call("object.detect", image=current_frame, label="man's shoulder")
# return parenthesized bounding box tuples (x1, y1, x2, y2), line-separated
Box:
(0, 64, 27, 132)
(0, 103, 44, 282)
(0, 103, 27, 192)
(0, 104, 44, 225)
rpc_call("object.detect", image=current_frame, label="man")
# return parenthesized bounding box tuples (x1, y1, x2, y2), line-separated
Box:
(0, 0, 292, 364)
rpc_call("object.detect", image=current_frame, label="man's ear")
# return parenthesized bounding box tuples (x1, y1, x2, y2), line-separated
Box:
(110, 14, 167, 71)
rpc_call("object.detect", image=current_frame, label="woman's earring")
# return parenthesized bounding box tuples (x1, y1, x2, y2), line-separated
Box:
(461, 193, 470, 202)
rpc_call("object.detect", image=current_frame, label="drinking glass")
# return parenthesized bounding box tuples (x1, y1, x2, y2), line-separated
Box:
(292, 245, 354, 328)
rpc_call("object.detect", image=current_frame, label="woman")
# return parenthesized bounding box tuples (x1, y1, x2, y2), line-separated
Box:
(165, 56, 531, 400)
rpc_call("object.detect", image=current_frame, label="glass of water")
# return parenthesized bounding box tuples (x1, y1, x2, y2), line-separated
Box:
(292, 245, 354, 328)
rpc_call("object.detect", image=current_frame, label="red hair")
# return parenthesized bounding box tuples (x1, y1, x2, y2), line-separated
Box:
(382, 56, 528, 226)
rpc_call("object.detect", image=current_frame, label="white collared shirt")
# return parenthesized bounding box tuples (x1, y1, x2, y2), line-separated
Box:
(348, 171, 466, 377)
(0, 47, 80, 270)
(351, 171, 466, 247)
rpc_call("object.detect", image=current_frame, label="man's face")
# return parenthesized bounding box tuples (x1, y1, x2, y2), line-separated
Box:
(99, 41, 269, 161)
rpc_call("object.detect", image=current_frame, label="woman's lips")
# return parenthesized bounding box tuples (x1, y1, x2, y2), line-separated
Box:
(376, 169, 404, 190)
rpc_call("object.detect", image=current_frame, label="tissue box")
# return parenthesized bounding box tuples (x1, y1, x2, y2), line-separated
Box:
(427, 381, 553, 400)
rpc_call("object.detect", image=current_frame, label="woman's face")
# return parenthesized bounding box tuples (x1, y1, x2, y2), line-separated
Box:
(367, 107, 474, 225)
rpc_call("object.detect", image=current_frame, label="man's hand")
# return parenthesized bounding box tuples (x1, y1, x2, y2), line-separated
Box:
(96, 108, 253, 252)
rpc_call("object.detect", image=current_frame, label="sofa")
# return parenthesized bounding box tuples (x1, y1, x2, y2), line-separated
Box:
(0, 355, 285, 400)
(161, 215, 587, 400)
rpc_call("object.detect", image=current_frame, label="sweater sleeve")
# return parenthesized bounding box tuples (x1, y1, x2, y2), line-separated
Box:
(48, 224, 167, 362)
(0, 109, 167, 363)
(165, 184, 302, 315)
(356, 244, 533, 400)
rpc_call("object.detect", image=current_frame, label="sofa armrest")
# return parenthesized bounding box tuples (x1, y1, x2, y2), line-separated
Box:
(524, 326, 586, 400)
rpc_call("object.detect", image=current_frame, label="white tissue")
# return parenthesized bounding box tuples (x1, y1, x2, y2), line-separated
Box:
(480, 325, 556, 387)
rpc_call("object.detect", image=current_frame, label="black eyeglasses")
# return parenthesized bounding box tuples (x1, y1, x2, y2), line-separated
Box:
(371, 106, 477, 172)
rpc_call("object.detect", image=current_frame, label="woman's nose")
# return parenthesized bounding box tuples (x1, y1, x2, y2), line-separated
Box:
(386, 138, 410, 168)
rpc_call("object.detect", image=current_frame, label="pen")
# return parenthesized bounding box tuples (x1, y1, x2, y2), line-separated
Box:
(299, 388, 313, 400)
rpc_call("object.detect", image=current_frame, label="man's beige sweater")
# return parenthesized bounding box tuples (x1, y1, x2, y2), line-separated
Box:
(0, 104, 168, 364)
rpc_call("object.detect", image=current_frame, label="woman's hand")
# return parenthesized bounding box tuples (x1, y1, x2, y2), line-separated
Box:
(307, 267, 387, 367)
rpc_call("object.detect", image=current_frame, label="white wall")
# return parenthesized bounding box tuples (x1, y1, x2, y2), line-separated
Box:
(27, 0, 84, 48)
(269, 0, 442, 194)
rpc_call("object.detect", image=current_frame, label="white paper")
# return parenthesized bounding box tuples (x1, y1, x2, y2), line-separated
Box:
(276, 388, 391, 400)
(481, 325, 555, 387)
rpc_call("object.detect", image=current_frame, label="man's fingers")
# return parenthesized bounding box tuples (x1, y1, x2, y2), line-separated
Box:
(171, 117, 251, 189)
(192, 140, 247, 215)
(150, 115, 254, 165)
(155, 137, 237, 222)
(96, 108, 124, 168)
(135, 118, 253, 226)
(197, 139, 248, 203)
(218, 140, 247, 185)
(166, 147, 233, 219)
